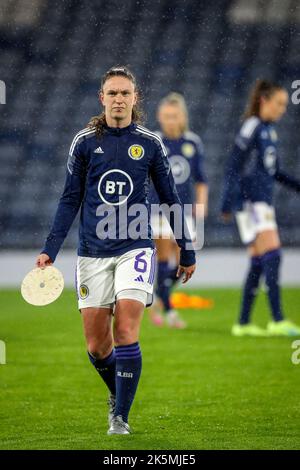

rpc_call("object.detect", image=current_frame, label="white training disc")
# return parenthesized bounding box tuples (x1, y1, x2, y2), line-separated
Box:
(21, 266, 64, 306)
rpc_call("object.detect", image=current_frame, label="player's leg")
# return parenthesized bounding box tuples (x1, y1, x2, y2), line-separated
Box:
(76, 256, 117, 422)
(152, 239, 186, 328)
(149, 213, 173, 326)
(108, 248, 155, 434)
(255, 228, 282, 321)
(163, 213, 197, 328)
(232, 243, 266, 336)
(164, 242, 186, 328)
(106, 294, 146, 435)
(232, 204, 267, 336)
(81, 306, 116, 425)
(81, 307, 115, 395)
(255, 229, 300, 336)
(166, 242, 180, 287)
(112, 296, 144, 428)
(241, 244, 263, 324)
(149, 237, 173, 325)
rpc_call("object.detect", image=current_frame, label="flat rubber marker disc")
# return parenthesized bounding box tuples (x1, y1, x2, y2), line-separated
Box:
(21, 266, 64, 306)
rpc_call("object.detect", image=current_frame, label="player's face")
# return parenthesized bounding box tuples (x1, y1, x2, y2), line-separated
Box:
(158, 104, 185, 137)
(261, 89, 288, 122)
(100, 76, 137, 124)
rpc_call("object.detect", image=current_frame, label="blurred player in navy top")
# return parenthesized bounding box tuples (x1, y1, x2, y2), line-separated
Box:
(149, 93, 208, 328)
(221, 80, 300, 337)
(36, 67, 196, 435)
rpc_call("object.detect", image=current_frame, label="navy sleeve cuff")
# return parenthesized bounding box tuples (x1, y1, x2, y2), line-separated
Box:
(179, 249, 196, 267)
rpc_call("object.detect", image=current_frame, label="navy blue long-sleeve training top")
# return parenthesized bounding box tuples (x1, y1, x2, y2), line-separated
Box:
(221, 116, 300, 213)
(42, 122, 196, 266)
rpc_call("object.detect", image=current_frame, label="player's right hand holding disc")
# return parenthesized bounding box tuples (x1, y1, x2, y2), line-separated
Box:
(36, 253, 52, 269)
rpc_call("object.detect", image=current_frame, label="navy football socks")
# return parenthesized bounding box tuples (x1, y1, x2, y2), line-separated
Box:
(168, 266, 180, 288)
(239, 255, 263, 325)
(156, 261, 172, 311)
(114, 342, 142, 423)
(88, 349, 116, 396)
(261, 249, 284, 322)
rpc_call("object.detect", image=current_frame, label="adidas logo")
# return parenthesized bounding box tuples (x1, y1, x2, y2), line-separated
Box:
(134, 275, 144, 282)
(94, 146, 104, 153)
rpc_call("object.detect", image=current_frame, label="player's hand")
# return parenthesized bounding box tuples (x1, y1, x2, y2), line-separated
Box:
(176, 264, 196, 284)
(221, 212, 232, 223)
(36, 253, 52, 270)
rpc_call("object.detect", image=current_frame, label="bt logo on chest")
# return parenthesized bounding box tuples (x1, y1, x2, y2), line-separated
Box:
(98, 169, 133, 205)
(106, 180, 126, 195)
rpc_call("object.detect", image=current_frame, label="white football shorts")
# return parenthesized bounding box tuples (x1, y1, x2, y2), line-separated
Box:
(235, 201, 277, 245)
(75, 247, 156, 310)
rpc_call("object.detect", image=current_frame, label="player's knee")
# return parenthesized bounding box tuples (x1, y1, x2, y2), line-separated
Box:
(88, 340, 111, 360)
(114, 324, 135, 345)
(88, 346, 102, 359)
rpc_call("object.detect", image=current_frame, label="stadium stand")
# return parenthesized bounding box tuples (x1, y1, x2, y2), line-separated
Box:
(1, 0, 300, 249)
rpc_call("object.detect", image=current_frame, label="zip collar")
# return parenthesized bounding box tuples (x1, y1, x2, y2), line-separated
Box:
(104, 122, 137, 135)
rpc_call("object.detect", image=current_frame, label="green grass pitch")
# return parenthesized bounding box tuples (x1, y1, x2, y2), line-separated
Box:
(0, 287, 299, 450)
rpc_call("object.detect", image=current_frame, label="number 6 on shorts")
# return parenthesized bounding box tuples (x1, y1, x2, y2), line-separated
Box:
(134, 251, 147, 273)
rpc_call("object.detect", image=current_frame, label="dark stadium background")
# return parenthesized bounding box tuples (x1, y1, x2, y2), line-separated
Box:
(1, 0, 300, 453)
(1, 0, 300, 252)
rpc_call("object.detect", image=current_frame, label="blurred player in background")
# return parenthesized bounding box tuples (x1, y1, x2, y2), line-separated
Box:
(149, 93, 208, 328)
(36, 66, 196, 435)
(221, 79, 300, 337)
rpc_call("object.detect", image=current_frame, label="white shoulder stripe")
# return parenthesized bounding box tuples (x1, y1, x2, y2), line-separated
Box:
(70, 127, 91, 148)
(69, 127, 96, 156)
(69, 128, 95, 155)
(136, 126, 168, 157)
(154, 129, 163, 138)
(240, 117, 260, 139)
(136, 125, 168, 156)
(137, 124, 162, 141)
(184, 130, 202, 144)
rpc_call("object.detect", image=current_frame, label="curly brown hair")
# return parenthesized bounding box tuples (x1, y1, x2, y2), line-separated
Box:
(87, 66, 144, 138)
